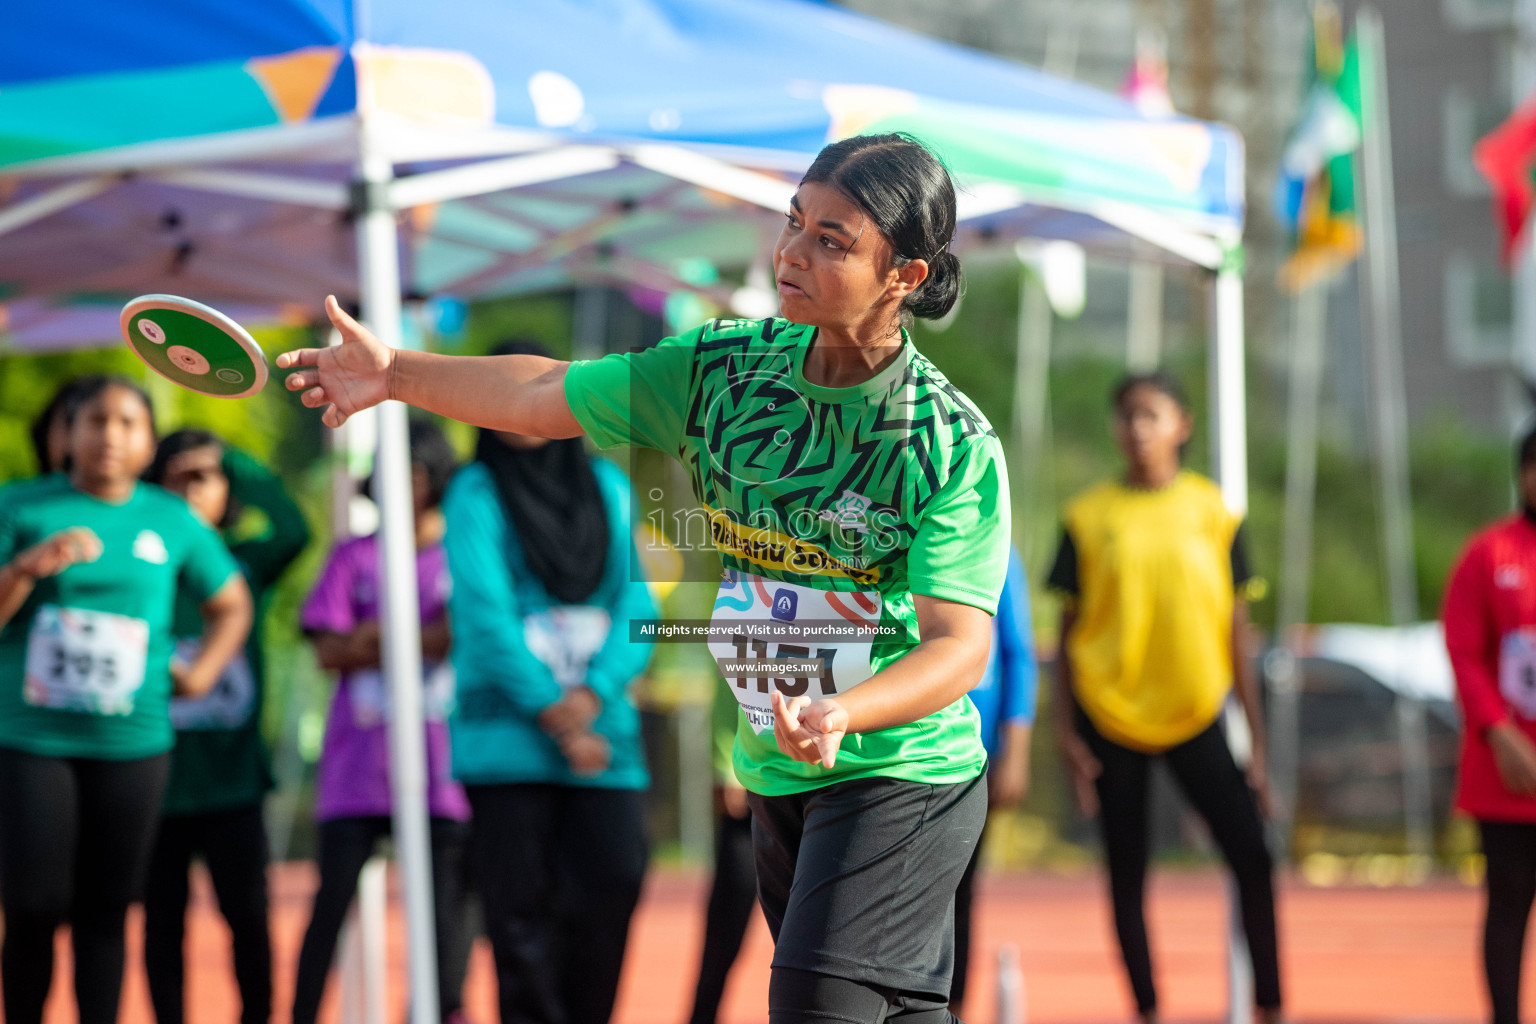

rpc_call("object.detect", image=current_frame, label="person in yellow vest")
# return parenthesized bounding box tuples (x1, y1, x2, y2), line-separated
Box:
(1048, 372, 1280, 1024)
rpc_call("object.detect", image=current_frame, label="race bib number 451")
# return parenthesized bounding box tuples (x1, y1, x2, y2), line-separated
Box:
(24, 605, 150, 717)
(708, 571, 882, 733)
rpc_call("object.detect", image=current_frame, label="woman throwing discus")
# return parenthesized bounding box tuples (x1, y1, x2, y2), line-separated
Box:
(281, 133, 1009, 1024)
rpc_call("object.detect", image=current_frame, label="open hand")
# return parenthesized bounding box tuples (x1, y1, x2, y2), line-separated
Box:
(1247, 753, 1275, 819)
(719, 783, 750, 820)
(771, 690, 848, 768)
(11, 528, 102, 580)
(1490, 722, 1536, 797)
(170, 659, 215, 698)
(559, 731, 611, 777)
(988, 758, 1030, 812)
(1060, 733, 1103, 817)
(278, 296, 395, 428)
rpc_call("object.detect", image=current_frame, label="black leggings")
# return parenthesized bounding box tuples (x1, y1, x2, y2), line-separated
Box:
(1480, 820, 1536, 1024)
(688, 809, 757, 1024)
(466, 783, 648, 1024)
(1077, 709, 1281, 1015)
(290, 815, 472, 1024)
(144, 802, 272, 1024)
(0, 746, 170, 1024)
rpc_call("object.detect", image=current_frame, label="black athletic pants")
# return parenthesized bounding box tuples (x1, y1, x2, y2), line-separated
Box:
(0, 746, 170, 1024)
(750, 774, 988, 1024)
(688, 809, 757, 1024)
(1479, 820, 1536, 1024)
(290, 815, 472, 1024)
(1077, 709, 1281, 1015)
(466, 784, 648, 1024)
(144, 802, 272, 1024)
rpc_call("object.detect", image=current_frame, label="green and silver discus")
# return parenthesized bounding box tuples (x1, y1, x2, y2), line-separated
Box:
(119, 295, 269, 398)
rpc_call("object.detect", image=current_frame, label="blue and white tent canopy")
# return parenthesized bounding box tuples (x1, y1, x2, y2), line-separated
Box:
(0, 0, 1244, 347)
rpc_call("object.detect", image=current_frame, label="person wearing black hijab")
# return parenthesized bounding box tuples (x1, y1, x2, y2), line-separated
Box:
(470, 341, 610, 606)
(443, 339, 657, 1024)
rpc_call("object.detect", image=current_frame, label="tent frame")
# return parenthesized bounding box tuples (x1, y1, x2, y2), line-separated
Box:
(0, 122, 1249, 1024)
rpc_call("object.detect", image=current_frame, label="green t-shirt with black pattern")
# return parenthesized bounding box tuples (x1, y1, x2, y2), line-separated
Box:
(564, 317, 1009, 796)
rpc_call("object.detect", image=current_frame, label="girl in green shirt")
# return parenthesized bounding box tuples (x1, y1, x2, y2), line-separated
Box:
(141, 431, 310, 1024)
(0, 377, 252, 1024)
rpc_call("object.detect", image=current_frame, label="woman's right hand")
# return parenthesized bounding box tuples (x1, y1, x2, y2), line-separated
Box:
(559, 731, 611, 777)
(278, 296, 396, 428)
(1060, 733, 1103, 817)
(1489, 721, 1536, 797)
(10, 528, 102, 580)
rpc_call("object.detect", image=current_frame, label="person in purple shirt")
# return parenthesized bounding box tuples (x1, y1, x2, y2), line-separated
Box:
(291, 419, 472, 1024)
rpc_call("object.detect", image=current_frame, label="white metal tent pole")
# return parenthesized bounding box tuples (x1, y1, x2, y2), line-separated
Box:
(355, 131, 441, 1024)
(1210, 266, 1250, 514)
(1209, 261, 1251, 1024)
(1012, 242, 1055, 568)
(1356, 6, 1417, 628)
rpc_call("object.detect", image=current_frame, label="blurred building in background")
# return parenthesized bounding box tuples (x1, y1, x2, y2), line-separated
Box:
(839, 0, 1525, 435)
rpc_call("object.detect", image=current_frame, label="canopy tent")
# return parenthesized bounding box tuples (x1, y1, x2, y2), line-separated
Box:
(0, 2, 1250, 1018)
(1, 0, 1243, 321)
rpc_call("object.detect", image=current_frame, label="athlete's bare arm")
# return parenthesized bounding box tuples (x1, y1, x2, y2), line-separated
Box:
(174, 576, 254, 698)
(278, 296, 583, 436)
(1054, 605, 1101, 816)
(1231, 600, 1271, 815)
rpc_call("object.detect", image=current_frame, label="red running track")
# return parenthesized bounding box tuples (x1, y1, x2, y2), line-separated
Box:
(31, 864, 1520, 1023)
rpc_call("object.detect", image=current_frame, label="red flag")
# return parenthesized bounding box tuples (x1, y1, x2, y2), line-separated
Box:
(1474, 98, 1536, 265)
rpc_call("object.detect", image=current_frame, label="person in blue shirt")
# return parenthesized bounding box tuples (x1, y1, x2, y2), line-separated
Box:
(442, 339, 656, 1024)
(950, 545, 1038, 1014)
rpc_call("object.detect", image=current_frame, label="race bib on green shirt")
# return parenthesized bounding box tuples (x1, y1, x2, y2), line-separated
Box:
(708, 570, 882, 733)
(24, 604, 149, 716)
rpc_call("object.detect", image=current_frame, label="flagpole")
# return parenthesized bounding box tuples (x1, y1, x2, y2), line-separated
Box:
(1271, 278, 1328, 852)
(1515, 0, 1536, 407)
(1355, 5, 1433, 864)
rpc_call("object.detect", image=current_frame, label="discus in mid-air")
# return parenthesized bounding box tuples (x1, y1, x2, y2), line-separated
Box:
(120, 295, 269, 398)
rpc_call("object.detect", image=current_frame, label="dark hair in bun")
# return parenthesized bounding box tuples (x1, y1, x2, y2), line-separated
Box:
(801, 132, 962, 323)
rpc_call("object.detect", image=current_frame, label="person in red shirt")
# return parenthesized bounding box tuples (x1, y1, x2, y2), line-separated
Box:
(1444, 427, 1536, 1024)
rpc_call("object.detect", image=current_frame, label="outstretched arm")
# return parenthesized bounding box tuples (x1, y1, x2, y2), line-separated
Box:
(279, 296, 584, 435)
